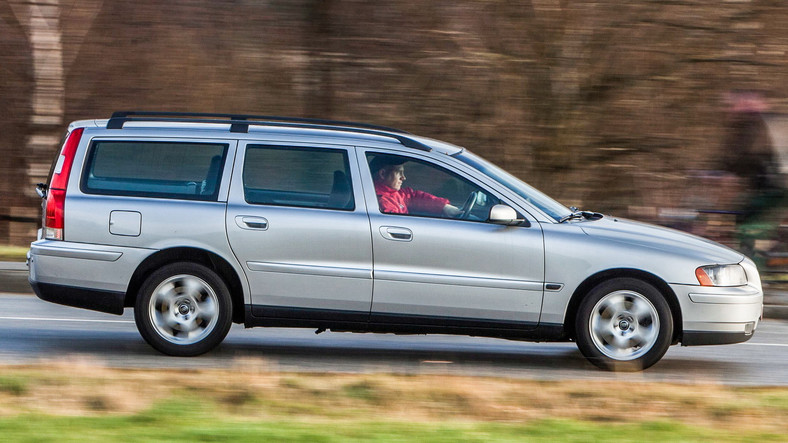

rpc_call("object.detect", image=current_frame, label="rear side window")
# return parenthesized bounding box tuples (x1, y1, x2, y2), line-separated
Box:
(243, 145, 354, 210)
(82, 141, 228, 200)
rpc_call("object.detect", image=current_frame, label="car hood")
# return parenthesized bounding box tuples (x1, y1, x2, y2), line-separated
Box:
(579, 217, 744, 264)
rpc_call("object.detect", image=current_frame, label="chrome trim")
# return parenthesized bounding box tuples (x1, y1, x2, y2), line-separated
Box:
(30, 244, 123, 262)
(374, 270, 542, 291)
(379, 226, 413, 242)
(246, 261, 372, 279)
(688, 291, 762, 304)
(235, 215, 269, 230)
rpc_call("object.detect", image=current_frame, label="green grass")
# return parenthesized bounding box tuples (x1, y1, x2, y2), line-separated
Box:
(743, 389, 788, 412)
(0, 376, 28, 396)
(0, 392, 786, 442)
(0, 404, 782, 443)
(0, 246, 28, 262)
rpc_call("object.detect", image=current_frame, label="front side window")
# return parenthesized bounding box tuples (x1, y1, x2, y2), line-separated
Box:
(366, 152, 500, 221)
(82, 141, 228, 200)
(243, 145, 354, 210)
(455, 150, 570, 221)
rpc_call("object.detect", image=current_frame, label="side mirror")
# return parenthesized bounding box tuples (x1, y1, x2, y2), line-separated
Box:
(35, 183, 48, 199)
(489, 204, 527, 226)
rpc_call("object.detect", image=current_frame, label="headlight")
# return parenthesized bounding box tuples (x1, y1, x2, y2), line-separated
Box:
(695, 264, 747, 287)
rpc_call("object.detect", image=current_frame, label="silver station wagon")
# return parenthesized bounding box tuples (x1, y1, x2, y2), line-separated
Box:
(28, 111, 763, 371)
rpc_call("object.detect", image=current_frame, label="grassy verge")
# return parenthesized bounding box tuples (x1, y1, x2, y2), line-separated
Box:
(1, 414, 782, 442)
(0, 246, 28, 262)
(0, 362, 785, 441)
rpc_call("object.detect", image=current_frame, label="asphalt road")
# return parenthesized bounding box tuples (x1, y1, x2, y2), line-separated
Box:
(1, 293, 786, 385)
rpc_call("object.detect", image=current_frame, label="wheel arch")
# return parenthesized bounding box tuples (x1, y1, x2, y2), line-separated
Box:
(124, 247, 246, 323)
(563, 268, 682, 344)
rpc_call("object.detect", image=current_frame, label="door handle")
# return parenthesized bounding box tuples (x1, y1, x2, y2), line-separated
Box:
(235, 216, 268, 230)
(380, 226, 412, 242)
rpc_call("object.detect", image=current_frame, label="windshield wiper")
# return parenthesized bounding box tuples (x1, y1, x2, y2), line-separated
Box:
(559, 208, 604, 223)
(559, 211, 583, 223)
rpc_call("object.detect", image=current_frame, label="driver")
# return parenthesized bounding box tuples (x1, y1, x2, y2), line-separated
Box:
(370, 155, 461, 217)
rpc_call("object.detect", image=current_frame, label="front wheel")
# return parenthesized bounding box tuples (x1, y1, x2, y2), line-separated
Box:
(135, 262, 232, 356)
(575, 278, 673, 371)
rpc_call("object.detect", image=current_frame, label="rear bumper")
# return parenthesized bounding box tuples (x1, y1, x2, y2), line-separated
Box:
(30, 280, 125, 315)
(28, 239, 153, 315)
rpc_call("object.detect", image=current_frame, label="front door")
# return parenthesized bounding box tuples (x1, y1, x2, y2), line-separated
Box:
(226, 142, 372, 322)
(359, 150, 545, 328)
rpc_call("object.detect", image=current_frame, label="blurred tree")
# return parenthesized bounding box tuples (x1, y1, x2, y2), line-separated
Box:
(476, 1, 652, 195)
(0, 1, 33, 243)
(305, 0, 335, 118)
(0, 0, 104, 244)
(1, 0, 787, 247)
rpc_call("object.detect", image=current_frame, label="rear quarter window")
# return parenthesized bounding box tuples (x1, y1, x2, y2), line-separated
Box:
(81, 141, 228, 200)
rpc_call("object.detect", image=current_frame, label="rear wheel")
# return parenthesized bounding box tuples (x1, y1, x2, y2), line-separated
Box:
(135, 262, 232, 356)
(575, 278, 673, 371)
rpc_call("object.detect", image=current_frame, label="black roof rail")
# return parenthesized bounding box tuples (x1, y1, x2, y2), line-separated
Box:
(106, 111, 431, 152)
(108, 111, 411, 134)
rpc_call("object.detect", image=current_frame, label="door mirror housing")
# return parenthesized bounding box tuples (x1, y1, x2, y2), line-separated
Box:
(489, 204, 527, 226)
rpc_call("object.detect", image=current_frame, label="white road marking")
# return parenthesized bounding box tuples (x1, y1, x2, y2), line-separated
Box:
(0, 316, 133, 324)
(743, 342, 788, 347)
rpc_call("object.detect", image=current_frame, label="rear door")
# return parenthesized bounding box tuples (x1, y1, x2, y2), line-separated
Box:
(226, 141, 373, 321)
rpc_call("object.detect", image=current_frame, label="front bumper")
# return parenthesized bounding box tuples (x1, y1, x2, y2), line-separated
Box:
(671, 282, 763, 346)
(682, 329, 756, 346)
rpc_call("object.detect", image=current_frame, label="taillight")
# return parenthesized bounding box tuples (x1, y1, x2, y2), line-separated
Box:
(49, 127, 83, 190)
(44, 127, 84, 240)
(44, 189, 65, 240)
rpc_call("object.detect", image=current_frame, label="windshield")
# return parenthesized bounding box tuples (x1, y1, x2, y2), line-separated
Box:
(454, 151, 570, 221)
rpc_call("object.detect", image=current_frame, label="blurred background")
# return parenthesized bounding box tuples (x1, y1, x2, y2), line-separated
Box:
(1, 0, 787, 269)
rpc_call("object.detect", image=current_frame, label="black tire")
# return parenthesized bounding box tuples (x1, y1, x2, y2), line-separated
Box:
(575, 277, 673, 371)
(135, 262, 232, 356)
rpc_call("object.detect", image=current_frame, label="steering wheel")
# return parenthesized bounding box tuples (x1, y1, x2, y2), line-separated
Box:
(458, 191, 478, 220)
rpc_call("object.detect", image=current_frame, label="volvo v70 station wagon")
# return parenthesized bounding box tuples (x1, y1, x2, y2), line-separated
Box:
(28, 111, 763, 371)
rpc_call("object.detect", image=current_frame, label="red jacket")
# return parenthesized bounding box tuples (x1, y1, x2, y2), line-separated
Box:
(375, 182, 449, 215)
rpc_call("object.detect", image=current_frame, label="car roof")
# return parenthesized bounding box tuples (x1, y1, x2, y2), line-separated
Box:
(71, 114, 464, 157)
